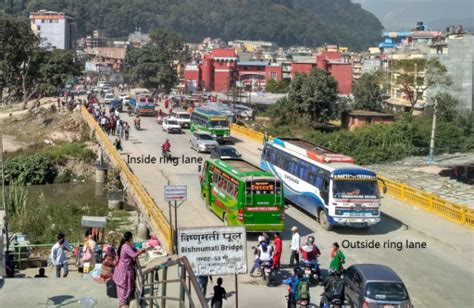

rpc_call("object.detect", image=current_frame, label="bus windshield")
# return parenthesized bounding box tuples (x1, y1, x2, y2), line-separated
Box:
(209, 120, 228, 128)
(332, 180, 379, 199)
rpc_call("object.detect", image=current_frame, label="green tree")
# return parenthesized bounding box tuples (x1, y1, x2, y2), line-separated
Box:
(353, 72, 383, 111)
(288, 68, 339, 124)
(0, 16, 39, 104)
(149, 28, 190, 65)
(123, 46, 177, 92)
(391, 58, 450, 111)
(266, 79, 290, 93)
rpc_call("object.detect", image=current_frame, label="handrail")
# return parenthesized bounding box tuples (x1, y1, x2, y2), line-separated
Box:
(135, 256, 208, 308)
(80, 106, 173, 251)
(231, 123, 473, 229)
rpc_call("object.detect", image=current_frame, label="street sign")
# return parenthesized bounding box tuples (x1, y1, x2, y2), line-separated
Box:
(164, 185, 187, 202)
(178, 226, 247, 276)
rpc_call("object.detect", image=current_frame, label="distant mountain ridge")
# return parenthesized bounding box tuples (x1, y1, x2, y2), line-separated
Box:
(1, 0, 383, 50)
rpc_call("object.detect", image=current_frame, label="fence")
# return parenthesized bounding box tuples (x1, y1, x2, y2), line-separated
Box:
(80, 107, 173, 251)
(230, 123, 474, 229)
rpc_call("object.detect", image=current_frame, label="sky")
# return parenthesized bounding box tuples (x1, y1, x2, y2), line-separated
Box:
(353, 0, 474, 30)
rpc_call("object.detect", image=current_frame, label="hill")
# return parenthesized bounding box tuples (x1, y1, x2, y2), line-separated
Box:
(1, 0, 383, 50)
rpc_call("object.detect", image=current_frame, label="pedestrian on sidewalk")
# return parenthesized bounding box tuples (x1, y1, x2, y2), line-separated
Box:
(289, 226, 300, 268)
(210, 277, 226, 308)
(197, 275, 213, 297)
(273, 232, 282, 270)
(50, 233, 72, 278)
(113, 231, 146, 308)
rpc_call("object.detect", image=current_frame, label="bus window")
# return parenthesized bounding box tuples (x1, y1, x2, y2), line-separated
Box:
(298, 161, 310, 181)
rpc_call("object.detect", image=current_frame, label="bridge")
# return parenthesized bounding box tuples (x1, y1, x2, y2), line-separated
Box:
(81, 107, 473, 307)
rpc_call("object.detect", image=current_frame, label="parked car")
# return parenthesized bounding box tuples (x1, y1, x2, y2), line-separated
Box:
(190, 132, 219, 153)
(210, 146, 241, 159)
(170, 111, 191, 128)
(344, 264, 412, 308)
(162, 118, 182, 134)
(104, 93, 115, 104)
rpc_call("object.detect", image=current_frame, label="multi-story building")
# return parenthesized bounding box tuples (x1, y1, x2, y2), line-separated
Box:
(30, 10, 76, 50)
(85, 30, 107, 48)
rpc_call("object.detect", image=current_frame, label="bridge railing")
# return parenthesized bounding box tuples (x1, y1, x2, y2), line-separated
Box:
(80, 106, 172, 251)
(230, 124, 474, 229)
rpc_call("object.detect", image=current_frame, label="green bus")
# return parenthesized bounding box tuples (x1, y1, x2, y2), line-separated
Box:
(199, 158, 285, 232)
(190, 108, 231, 142)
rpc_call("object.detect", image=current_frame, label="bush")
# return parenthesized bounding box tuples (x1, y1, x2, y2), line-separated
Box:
(40, 142, 96, 163)
(5, 154, 57, 185)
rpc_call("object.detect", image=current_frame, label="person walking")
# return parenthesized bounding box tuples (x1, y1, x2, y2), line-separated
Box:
(210, 277, 226, 308)
(289, 226, 300, 268)
(50, 233, 72, 278)
(273, 232, 282, 270)
(113, 231, 146, 308)
(329, 242, 346, 274)
(197, 275, 213, 297)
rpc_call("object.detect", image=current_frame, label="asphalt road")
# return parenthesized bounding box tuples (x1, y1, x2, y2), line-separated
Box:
(105, 108, 473, 308)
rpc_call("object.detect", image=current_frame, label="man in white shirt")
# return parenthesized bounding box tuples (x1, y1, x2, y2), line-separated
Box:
(50, 233, 72, 278)
(289, 226, 300, 268)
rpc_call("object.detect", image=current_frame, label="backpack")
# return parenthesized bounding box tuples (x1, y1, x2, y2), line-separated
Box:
(330, 278, 345, 300)
(297, 279, 310, 300)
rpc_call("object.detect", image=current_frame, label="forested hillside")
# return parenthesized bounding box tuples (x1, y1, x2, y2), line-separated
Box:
(1, 0, 383, 50)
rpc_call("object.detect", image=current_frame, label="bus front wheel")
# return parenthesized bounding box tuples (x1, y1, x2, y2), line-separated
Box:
(318, 210, 333, 231)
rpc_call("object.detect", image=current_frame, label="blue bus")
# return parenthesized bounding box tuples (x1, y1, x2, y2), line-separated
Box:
(260, 138, 385, 230)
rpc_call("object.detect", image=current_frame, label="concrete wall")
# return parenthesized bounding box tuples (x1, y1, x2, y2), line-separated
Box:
(33, 19, 67, 49)
(429, 35, 473, 111)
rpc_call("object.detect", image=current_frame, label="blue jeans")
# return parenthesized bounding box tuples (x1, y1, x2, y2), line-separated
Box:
(55, 262, 68, 278)
(250, 259, 272, 274)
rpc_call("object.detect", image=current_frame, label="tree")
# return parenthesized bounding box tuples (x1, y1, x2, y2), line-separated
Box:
(266, 79, 290, 93)
(0, 16, 39, 104)
(123, 46, 177, 92)
(288, 68, 339, 124)
(149, 28, 190, 65)
(391, 58, 450, 111)
(353, 72, 383, 111)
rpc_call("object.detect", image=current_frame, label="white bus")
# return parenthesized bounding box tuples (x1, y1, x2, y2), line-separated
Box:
(260, 138, 386, 230)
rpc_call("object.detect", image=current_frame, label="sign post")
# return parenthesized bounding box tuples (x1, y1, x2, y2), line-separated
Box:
(178, 226, 247, 308)
(164, 185, 187, 254)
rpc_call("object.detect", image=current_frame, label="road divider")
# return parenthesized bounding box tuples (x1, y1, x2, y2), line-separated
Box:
(230, 123, 474, 229)
(80, 106, 173, 251)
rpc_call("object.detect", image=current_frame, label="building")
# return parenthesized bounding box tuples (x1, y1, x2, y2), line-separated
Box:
(316, 51, 353, 95)
(342, 110, 395, 131)
(291, 55, 316, 78)
(30, 10, 76, 50)
(429, 32, 473, 111)
(128, 29, 150, 48)
(237, 61, 269, 91)
(85, 30, 107, 48)
(84, 47, 128, 72)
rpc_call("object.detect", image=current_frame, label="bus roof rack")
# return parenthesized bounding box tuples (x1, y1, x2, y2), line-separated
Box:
(275, 138, 355, 164)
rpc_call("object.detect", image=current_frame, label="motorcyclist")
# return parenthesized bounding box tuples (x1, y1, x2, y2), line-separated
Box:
(134, 115, 141, 129)
(283, 267, 310, 308)
(249, 242, 273, 276)
(162, 139, 171, 155)
(319, 270, 345, 308)
(299, 236, 322, 279)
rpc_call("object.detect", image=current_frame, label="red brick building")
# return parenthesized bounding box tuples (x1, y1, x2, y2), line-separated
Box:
(316, 51, 352, 95)
(266, 63, 283, 81)
(291, 62, 316, 78)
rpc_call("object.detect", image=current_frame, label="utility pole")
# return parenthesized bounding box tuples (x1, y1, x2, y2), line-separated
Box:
(428, 96, 438, 163)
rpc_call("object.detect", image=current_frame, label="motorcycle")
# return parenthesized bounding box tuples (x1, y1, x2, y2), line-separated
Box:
(261, 261, 273, 286)
(302, 260, 321, 286)
(162, 149, 171, 159)
(156, 116, 163, 125)
(319, 294, 348, 308)
(134, 120, 140, 130)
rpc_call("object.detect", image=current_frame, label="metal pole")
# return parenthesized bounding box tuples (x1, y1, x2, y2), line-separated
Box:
(234, 274, 239, 308)
(174, 200, 178, 254)
(168, 201, 173, 252)
(161, 266, 168, 308)
(428, 96, 438, 163)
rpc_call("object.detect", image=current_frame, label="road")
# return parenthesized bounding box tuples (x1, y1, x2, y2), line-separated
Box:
(105, 109, 473, 308)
